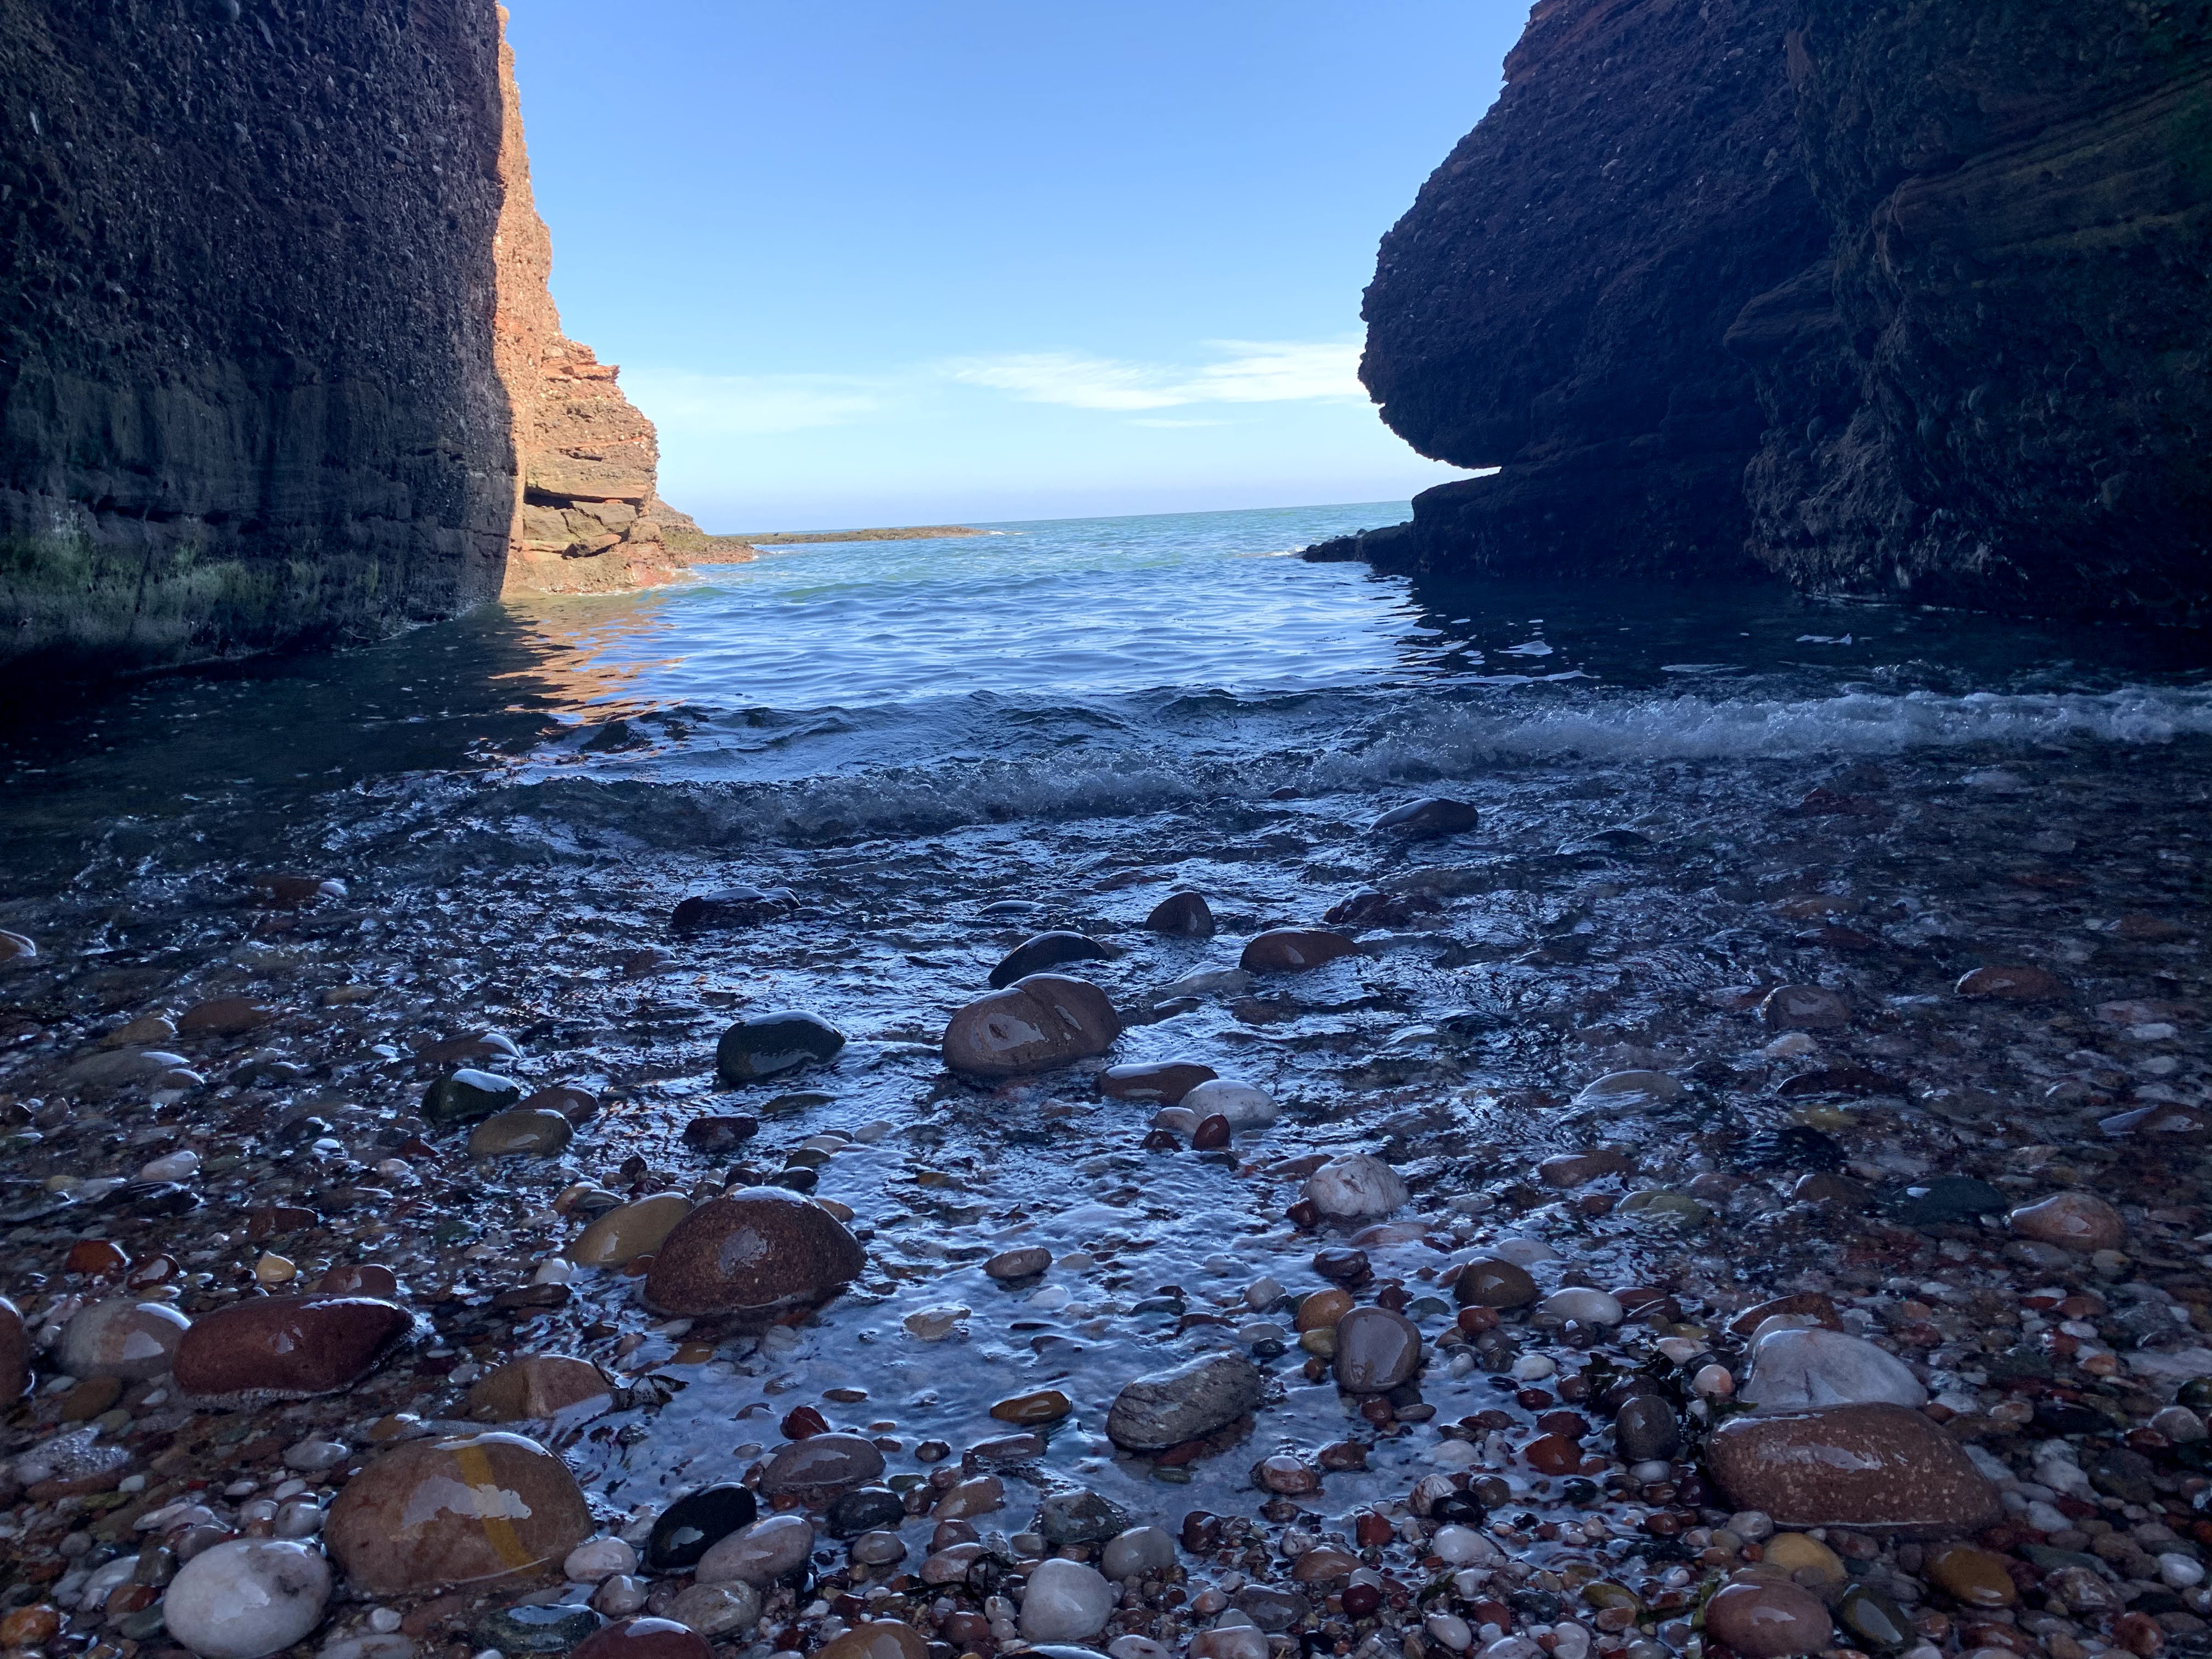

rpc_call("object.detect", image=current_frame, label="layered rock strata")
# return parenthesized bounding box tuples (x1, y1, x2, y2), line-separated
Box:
(0, 0, 516, 673)
(1348, 0, 2212, 616)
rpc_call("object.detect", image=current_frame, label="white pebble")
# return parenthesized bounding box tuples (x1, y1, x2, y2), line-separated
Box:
(1245, 1277, 1285, 1310)
(1431, 1525, 1502, 1566)
(1303, 1154, 1409, 1220)
(138, 1149, 200, 1183)
(532, 1259, 575, 1285)
(1692, 1363, 1734, 1396)
(1541, 1288, 1623, 1327)
(1552, 1624, 1592, 1659)
(851, 1120, 894, 1143)
(162, 1539, 330, 1659)
(1181, 1080, 1278, 1129)
(1109, 1639, 1176, 1659)
(1425, 1613, 1474, 1651)
(1632, 1460, 1673, 1483)
(563, 1538, 637, 1583)
(2161, 1554, 2207, 1589)
(368, 1612, 403, 1635)
(1489, 1237, 1558, 1267)
(1019, 1558, 1115, 1642)
(1510, 1354, 1556, 1380)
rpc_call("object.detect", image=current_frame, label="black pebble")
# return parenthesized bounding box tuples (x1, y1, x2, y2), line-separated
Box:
(646, 1482, 758, 1571)
(825, 1486, 906, 1539)
(988, 931, 1111, 989)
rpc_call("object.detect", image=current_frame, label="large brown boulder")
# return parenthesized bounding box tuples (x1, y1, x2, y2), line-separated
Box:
(941, 974, 1120, 1077)
(644, 1189, 865, 1320)
(174, 1297, 411, 1402)
(325, 1431, 591, 1592)
(1705, 1403, 2002, 1536)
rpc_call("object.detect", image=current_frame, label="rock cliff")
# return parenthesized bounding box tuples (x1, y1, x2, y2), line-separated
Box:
(490, 14, 685, 597)
(1348, 0, 2212, 617)
(0, 0, 515, 673)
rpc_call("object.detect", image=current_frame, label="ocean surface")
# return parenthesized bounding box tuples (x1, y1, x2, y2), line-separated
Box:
(3, 499, 2209, 887)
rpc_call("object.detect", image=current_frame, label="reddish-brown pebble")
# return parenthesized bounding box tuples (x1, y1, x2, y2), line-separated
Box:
(1239, 929, 1361, 973)
(643, 1188, 864, 1319)
(325, 1431, 591, 1592)
(173, 1295, 410, 1400)
(2007, 1192, 2125, 1252)
(571, 1619, 712, 1659)
(813, 1623, 929, 1659)
(178, 996, 275, 1035)
(1100, 1061, 1217, 1102)
(1703, 1582, 1834, 1657)
(1706, 1404, 2002, 1536)
(940, 974, 1120, 1076)
(0, 1296, 27, 1406)
(1956, 964, 2063, 1001)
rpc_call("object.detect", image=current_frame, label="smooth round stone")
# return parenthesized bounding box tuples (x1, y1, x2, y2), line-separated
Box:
(60, 1297, 190, 1380)
(644, 1188, 864, 1319)
(715, 1012, 845, 1085)
(761, 1432, 885, 1497)
(943, 973, 1120, 1076)
(1145, 891, 1216, 936)
(1429, 1525, 1500, 1566)
(1956, 964, 2063, 1001)
(1020, 1558, 1115, 1642)
(815, 1623, 929, 1659)
(421, 1070, 522, 1126)
(2008, 1192, 2125, 1252)
(1836, 1585, 1911, 1650)
(1573, 1070, 1680, 1106)
(1707, 1404, 2002, 1535)
(1373, 798, 1480, 839)
(1289, 1548, 1361, 1583)
(1741, 1327, 1927, 1410)
(467, 1109, 572, 1159)
(1303, 1153, 1408, 1219)
(825, 1488, 904, 1540)
(325, 1432, 591, 1592)
(1239, 929, 1361, 973)
(1925, 1543, 2018, 1607)
(471, 1602, 602, 1654)
(991, 932, 1111, 989)
(571, 1619, 710, 1659)
(568, 1193, 691, 1268)
(1333, 1306, 1421, 1393)
(1541, 1288, 1623, 1326)
(664, 1582, 759, 1639)
(466, 1355, 612, 1423)
(0, 1296, 26, 1406)
(162, 1539, 330, 1659)
(1703, 1582, 1833, 1657)
(1295, 1288, 1354, 1331)
(647, 1485, 760, 1571)
(985, 1245, 1052, 1279)
(1494, 1236, 1559, 1265)
(1101, 1525, 1177, 1581)
(0, 928, 35, 960)
(1099, 1062, 1216, 1103)
(851, 1530, 907, 1566)
(1039, 1488, 1133, 1546)
(1758, 984, 1850, 1031)
(697, 1513, 814, 1584)
(1763, 1532, 1844, 1584)
(1181, 1079, 1277, 1130)
(563, 1539, 637, 1583)
(318, 1263, 400, 1298)
(1613, 1395, 1680, 1461)
(174, 1296, 409, 1402)
(179, 996, 275, 1036)
(1106, 1351, 1263, 1451)
(1454, 1257, 1537, 1308)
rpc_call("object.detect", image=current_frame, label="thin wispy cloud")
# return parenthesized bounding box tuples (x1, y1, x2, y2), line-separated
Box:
(621, 368, 892, 437)
(942, 340, 1363, 410)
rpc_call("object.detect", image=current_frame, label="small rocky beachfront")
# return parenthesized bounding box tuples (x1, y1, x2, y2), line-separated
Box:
(1, 738, 2209, 1659)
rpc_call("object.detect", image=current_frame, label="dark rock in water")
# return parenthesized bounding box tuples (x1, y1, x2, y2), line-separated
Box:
(1105, 1352, 1262, 1451)
(174, 1296, 410, 1401)
(1239, 929, 1361, 973)
(1234, 1588, 1311, 1634)
(1893, 1176, 2007, 1228)
(422, 1069, 523, 1126)
(2088, 1445, 2158, 1505)
(0, 1296, 27, 1406)
(1836, 1585, 1912, 1654)
(670, 887, 788, 932)
(1099, 1061, 1215, 1103)
(760, 1433, 885, 1497)
(942, 974, 1120, 1076)
(682, 1115, 759, 1152)
(1037, 1488, 1131, 1545)
(715, 1012, 844, 1085)
(648, 1484, 759, 1571)
(1705, 1403, 2002, 1536)
(1144, 890, 1215, 937)
(1741, 1124, 1844, 1172)
(644, 1188, 864, 1319)
(473, 1602, 604, 1654)
(1613, 1395, 1681, 1463)
(989, 932, 1111, 989)
(1373, 798, 1479, 840)
(825, 1487, 905, 1539)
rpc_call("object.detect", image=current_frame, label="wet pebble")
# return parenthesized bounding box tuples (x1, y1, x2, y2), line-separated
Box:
(563, 1539, 637, 1583)
(643, 1187, 863, 1318)
(325, 1431, 592, 1592)
(1145, 889, 1216, 935)
(1613, 1395, 1680, 1462)
(815, 1623, 928, 1659)
(1702, 1582, 1833, 1657)
(1706, 1404, 2002, 1533)
(1240, 928, 1360, 973)
(1019, 1558, 1115, 1641)
(646, 1485, 760, 1571)
(1302, 1153, 1408, 1219)
(568, 1193, 691, 1268)
(420, 1069, 522, 1126)
(2008, 1191, 2125, 1252)
(698, 1513, 814, 1583)
(1039, 1488, 1132, 1545)
(1925, 1543, 2019, 1608)
(471, 1602, 602, 1654)
(1573, 1070, 1680, 1106)
(1372, 797, 1480, 839)
(1100, 1525, 1176, 1580)
(59, 1297, 190, 1380)
(1100, 1060, 1216, 1102)
(1105, 1351, 1263, 1450)
(1956, 963, 2064, 1001)
(174, 1296, 409, 1401)
(571, 1620, 711, 1659)
(760, 1431, 885, 1496)
(1333, 1305, 1421, 1392)
(1181, 1078, 1277, 1128)
(162, 1539, 330, 1659)
(1740, 1326, 1927, 1409)
(990, 931, 1111, 987)
(663, 1582, 759, 1639)
(825, 1487, 904, 1539)
(466, 1355, 612, 1422)
(1759, 984, 1850, 1030)
(1454, 1256, 1537, 1308)
(942, 974, 1121, 1075)
(1540, 1287, 1623, 1325)
(715, 1011, 845, 1084)
(466, 1109, 572, 1159)
(984, 1245, 1052, 1279)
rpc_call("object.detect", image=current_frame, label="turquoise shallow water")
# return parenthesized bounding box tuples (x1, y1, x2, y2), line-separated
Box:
(2, 499, 2209, 886)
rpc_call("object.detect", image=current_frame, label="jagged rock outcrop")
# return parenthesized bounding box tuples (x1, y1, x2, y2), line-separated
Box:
(490, 13, 685, 597)
(1348, 0, 2212, 617)
(0, 0, 515, 673)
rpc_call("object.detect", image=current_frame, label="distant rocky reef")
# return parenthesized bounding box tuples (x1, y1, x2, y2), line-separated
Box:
(1339, 0, 2212, 618)
(0, 1, 702, 675)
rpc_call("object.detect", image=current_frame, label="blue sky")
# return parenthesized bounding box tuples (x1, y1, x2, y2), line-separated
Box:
(504, 3, 1525, 531)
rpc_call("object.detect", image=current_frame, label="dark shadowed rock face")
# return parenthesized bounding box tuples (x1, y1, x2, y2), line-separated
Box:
(1352, 0, 2212, 616)
(1358, 0, 1824, 582)
(0, 1, 515, 674)
(1740, 3, 2212, 617)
